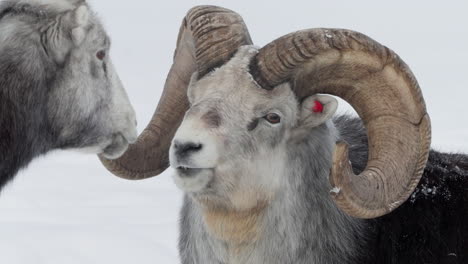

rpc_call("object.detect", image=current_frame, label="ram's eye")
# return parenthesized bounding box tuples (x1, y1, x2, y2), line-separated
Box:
(264, 113, 281, 124)
(96, 50, 106, 60)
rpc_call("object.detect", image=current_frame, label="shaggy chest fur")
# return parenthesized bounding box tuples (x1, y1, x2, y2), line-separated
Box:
(180, 190, 363, 264)
(201, 206, 266, 263)
(178, 118, 363, 264)
(179, 117, 468, 264)
(202, 204, 266, 246)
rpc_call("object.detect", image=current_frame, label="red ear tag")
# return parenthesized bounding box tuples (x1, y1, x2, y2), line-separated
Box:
(312, 100, 324, 113)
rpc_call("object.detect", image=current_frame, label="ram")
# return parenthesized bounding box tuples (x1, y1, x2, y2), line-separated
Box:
(100, 6, 468, 264)
(0, 0, 137, 189)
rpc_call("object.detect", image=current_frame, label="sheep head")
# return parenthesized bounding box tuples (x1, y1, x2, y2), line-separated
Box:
(170, 46, 343, 212)
(0, 0, 137, 159)
(100, 6, 431, 219)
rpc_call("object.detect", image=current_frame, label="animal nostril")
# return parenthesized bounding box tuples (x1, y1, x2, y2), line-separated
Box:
(175, 142, 203, 158)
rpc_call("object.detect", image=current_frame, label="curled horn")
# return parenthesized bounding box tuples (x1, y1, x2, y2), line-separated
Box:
(250, 29, 431, 218)
(100, 6, 253, 179)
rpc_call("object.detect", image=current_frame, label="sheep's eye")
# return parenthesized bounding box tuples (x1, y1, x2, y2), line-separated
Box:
(96, 50, 106, 60)
(264, 113, 281, 124)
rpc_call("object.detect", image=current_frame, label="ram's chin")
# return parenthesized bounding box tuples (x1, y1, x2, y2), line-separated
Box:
(74, 137, 128, 159)
(100, 134, 130, 159)
(172, 168, 214, 193)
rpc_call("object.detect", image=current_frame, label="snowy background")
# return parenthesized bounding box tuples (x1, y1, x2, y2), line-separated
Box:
(1, 0, 467, 263)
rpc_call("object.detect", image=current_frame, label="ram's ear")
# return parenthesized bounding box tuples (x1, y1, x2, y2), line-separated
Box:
(299, 94, 338, 128)
(70, 5, 90, 46)
(187, 72, 199, 105)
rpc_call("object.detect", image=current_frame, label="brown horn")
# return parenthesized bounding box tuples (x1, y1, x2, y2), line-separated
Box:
(99, 6, 253, 179)
(251, 29, 431, 218)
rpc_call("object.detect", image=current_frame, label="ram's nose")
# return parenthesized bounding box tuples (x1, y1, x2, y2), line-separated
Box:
(173, 141, 203, 160)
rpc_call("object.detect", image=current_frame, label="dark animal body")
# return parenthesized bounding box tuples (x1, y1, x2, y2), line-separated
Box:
(336, 116, 468, 264)
(0, 12, 55, 187)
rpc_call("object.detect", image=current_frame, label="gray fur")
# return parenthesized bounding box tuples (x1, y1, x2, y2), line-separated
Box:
(179, 124, 365, 264)
(174, 45, 468, 264)
(172, 46, 365, 263)
(0, 0, 137, 188)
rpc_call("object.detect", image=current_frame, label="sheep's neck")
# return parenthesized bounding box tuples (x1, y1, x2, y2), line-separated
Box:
(0, 141, 28, 189)
(0, 106, 51, 190)
(201, 201, 267, 250)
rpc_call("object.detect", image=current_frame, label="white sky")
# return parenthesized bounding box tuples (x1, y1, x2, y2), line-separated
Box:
(1, 1, 467, 263)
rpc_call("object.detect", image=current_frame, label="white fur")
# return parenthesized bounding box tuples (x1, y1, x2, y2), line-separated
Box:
(73, 140, 110, 154)
(107, 60, 138, 144)
(71, 27, 85, 45)
(300, 94, 338, 127)
(74, 5, 89, 26)
(71, 5, 89, 46)
(173, 169, 214, 192)
(175, 46, 364, 263)
(16, 0, 77, 12)
(170, 117, 219, 169)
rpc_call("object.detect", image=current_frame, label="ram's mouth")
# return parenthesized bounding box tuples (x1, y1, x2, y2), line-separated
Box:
(176, 166, 212, 177)
(101, 134, 129, 160)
